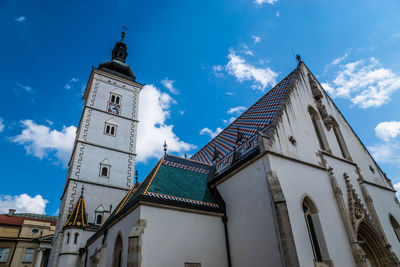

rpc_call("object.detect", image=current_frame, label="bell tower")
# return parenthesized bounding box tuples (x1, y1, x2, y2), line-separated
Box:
(49, 31, 143, 266)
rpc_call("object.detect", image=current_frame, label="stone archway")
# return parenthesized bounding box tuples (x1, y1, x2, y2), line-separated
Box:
(357, 220, 391, 267)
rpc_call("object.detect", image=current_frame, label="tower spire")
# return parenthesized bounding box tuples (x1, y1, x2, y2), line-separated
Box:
(111, 31, 128, 63)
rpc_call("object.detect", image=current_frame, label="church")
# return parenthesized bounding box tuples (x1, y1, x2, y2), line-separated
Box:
(48, 33, 400, 267)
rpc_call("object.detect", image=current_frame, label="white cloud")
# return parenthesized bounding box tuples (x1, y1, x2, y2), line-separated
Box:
(16, 82, 32, 92)
(322, 57, 400, 108)
(13, 120, 76, 165)
(222, 117, 237, 124)
(227, 106, 246, 114)
(375, 121, 400, 142)
(200, 127, 223, 139)
(254, 0, 278, 5)
(368, 143, 400, 165)
(252, 35, 261, 43)
(331, 53, 348, 66)
(0, 118, 4, 133)
(64, 77, 79, 90)
(275, 11, 280, 17)
(14, 16, 26, 22)
(213, 65, 224, 78)
(0, 194, 48, 214)
(225, 92, 235, 96)
(226, 50, 278, 91)
(137, 85, 194, 162)
(161, 78, 179, 94)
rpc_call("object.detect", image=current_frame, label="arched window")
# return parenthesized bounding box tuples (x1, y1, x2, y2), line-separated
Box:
(74, 233, 79, 244)
(390, 214, 400, 242)
(331, 117, 351, 160)
(96, 214, 103, 225)
(101, 167, 108, 177)
(111, 95, 116, 103)
(308, 107, 330, 152)
(113, 235, 123, 267)
(66, 232, 70, 244)
(116, 96, 120, 104)
(302, 196, 330, 263)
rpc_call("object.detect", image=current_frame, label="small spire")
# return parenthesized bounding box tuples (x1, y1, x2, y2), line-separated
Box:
(212, 146, 221, 162)
(121, 26, 127, 42)
(235, 127, 244, 144)
(296, 54, 302, 62)
(163, 141, 168, 155)
(80, 185, 84, 196)
(135, 170, 139, 184)
(184, 153, 188, 159)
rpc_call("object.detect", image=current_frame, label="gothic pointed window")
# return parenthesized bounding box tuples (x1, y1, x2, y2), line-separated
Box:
(390, 214, 400, 242)
(66, 232, 70, 244)
(308, 107, 330, 152)
(113, 235, 123, 267)
(302, 196, 330, 263)
(331, 117, 351, 160)
(96, 214, 102, 225)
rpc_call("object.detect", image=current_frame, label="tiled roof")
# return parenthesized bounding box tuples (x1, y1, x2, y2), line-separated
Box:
(0, 214, 57, 226)
(14, 213, 58, 222)
(88, 155, 222, 244)
(64, 193, 88, 229)
(192, 69, 297, 174)
(0, 215, 25, 226)
(112, 154, 219, 217)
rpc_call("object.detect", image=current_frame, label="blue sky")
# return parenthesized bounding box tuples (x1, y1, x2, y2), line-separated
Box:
(1, 0, 400, 215)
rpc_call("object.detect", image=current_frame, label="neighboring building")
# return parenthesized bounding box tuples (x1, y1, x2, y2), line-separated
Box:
(0, 209, 57, 267)
(49, 31, 143, 267)
(50, 32, 400, 267)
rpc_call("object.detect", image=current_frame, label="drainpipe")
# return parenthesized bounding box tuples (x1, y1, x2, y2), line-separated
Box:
(222, 215, 232, 267)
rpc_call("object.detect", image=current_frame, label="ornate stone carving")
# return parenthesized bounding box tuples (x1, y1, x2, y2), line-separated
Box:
(344, 173, 369, 229)
(308, 73, 332, 130)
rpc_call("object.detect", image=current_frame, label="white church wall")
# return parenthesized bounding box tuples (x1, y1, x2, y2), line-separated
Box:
(88, 73, 140, 120)
(70, 144, 132, 188)
(268, 64, 391, 189)
(86, 206, 141, 267)
(216, 157, 284, 267)
(78, 110, 137, 153)
(268, 154, 356, 267)
(58, 229, 93, 267)
(140, 205, 228, 267)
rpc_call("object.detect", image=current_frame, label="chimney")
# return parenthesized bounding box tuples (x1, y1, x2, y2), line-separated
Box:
(8, 209, 16, 216)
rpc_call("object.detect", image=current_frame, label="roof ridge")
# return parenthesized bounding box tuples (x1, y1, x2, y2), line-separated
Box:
(167, 154, 212, 166)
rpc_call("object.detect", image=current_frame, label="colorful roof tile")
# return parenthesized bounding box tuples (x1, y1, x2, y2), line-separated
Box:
(192, 68, 297, 173)
(64, 190, 88, 229)
(112, 154, 219, 217)
(88, 155, 222, 244)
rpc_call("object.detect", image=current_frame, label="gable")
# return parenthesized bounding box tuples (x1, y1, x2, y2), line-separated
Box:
(264, 62, 392, 187)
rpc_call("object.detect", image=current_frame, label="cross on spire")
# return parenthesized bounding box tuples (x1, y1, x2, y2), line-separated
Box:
(81, 185, 84, 196)
(135, 170, 139, 184)
(121, 26, 127, 42)
(163, 141, 168, 155)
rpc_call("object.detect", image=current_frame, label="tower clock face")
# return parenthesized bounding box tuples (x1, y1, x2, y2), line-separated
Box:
(107, 102, 120, 115)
